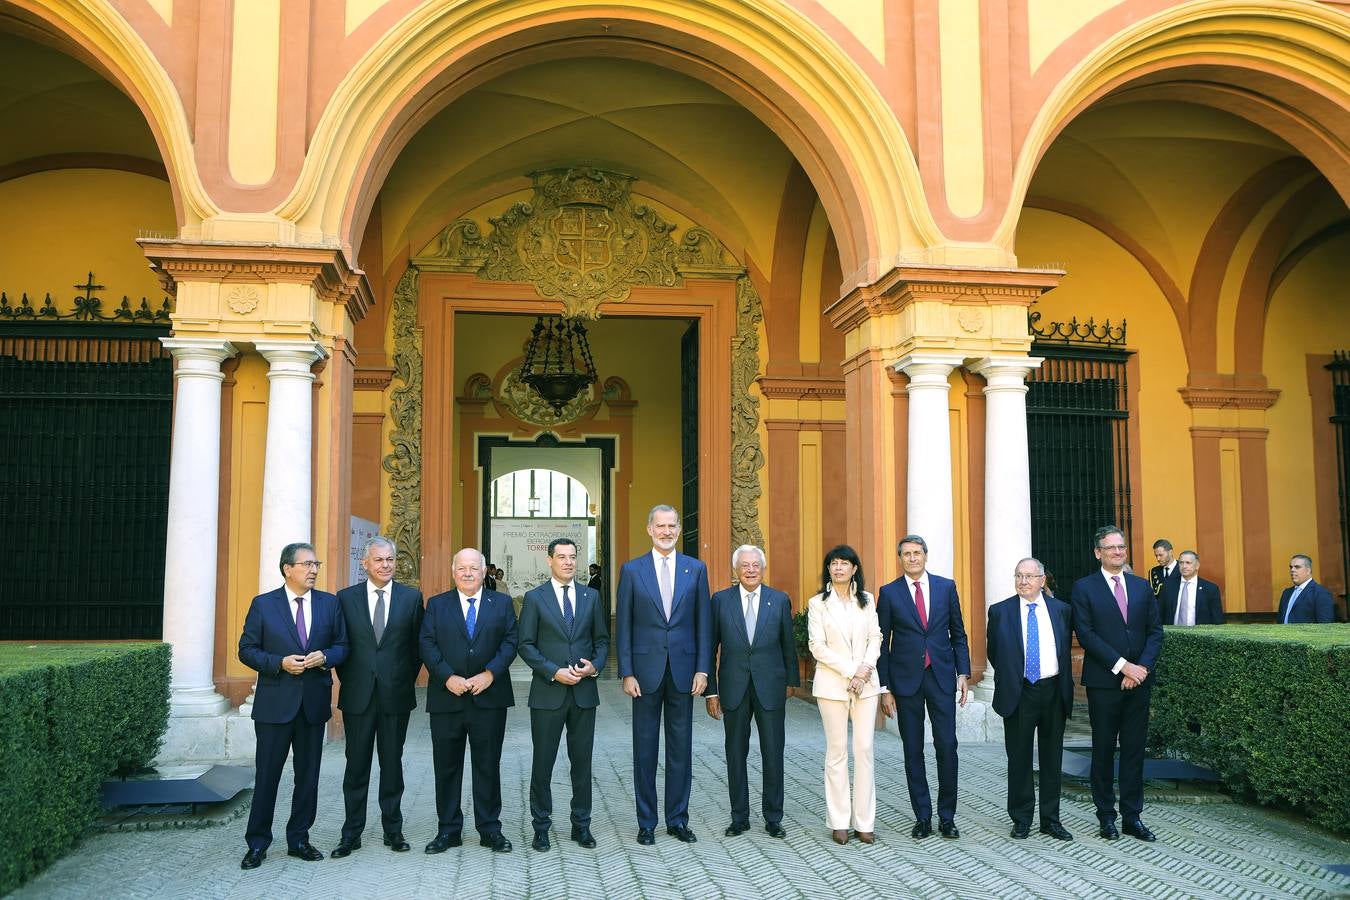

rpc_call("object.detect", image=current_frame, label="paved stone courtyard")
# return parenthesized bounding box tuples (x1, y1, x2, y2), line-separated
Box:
(18, 678, 1350, 899)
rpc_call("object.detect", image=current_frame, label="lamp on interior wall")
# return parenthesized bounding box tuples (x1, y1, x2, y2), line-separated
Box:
(527, 490, 541, 516)
(518, 314, 598, 415)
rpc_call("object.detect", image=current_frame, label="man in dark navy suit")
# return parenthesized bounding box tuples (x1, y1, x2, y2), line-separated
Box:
(705, 545, 798, 839)
(332, 536, 424, 857)
(1071, 526, 1164, 842)
(615, 504, 712, 846)
(987, 558, 1074, 841)
(420, 547, 518, 854)
(1277, 554, 1336, 623)
(877, 534, 971, 840)
(238, 542, 348, 870)
(518, 537, 608, 852)
(1158, 550, 1224, 626)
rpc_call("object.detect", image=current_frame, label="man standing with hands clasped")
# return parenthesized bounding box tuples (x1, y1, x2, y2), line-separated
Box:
(616, 504, 712, 846)
(518, 538, 609, 852)
(705, 545, 799, 839)
(238, 542, 348, 870)
(1070, 526, 1164, 842)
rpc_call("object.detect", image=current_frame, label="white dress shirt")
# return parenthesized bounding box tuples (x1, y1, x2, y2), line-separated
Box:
(551, 578, 576, 616)
(288, 590, 312, 629)
(1019, 594, 1059, 678)
(1100, 567, 1130, 674)
(460, 590, 482, 620)
(905, 572, 931, 621)
(366, 579, 391, 624)
(1175, 577, 1198, 626)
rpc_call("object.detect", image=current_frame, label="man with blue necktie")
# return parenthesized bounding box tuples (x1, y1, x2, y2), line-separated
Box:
(615, 504, 712, 846)
(1277, 555, 1335, 624)
(1070, 526, 1163, 842)
(987, 558, 1074, 841)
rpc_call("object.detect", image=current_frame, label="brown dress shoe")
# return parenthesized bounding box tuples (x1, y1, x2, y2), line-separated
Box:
(831, 829, 848, 844)
(856, 831, 875, 844)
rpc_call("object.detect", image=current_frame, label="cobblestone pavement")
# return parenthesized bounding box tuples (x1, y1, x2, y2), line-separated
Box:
(18, 678, 1350, 899)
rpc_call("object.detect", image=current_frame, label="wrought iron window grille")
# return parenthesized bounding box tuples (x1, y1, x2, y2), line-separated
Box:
(1028, 309, 1127, 346)
(0, 272, 172, 326)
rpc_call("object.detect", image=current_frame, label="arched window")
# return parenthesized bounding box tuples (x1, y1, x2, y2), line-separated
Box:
(490, 468, 591, 518)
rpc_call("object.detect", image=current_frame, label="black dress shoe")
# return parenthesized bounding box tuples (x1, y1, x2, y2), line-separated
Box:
(765, 823, 787, 839)
(939, 820, 960, 839)
(636, 827, 656, 846)
(570, 826, 596, 848)
(331, 838, 361, 858)
(666, 825, 698, 843)
(480, 833, 512, 853)
(424, 832, 462, 854)
(383, 832, 411, 852)
(240, 849, 265, 870)
(287, 843, 324, 861)
(911, 819, 933, 839)
(1040, 822, 1074, 841)
(1123, 820, 1157, 842)
(1099, 822, 1120, 841)
(725, 822, 750, 837)
(532, 830, 550, 852)
(1010, 823, 1030, 839)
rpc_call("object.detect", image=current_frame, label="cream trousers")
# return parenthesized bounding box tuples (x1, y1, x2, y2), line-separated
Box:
(818, 693, 878, 831)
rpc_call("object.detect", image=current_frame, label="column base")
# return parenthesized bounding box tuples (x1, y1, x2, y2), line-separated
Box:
(155, 709, 258, 763)
(169, 686, 230, 717)
(878, 697, 995, 743)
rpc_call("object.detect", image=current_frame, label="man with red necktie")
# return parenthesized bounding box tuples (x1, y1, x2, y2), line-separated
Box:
(1070, 526, 1164, 843)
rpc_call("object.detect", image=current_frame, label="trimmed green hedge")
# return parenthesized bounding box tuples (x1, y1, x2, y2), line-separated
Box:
(0, 643, 170, 894)
(1150, 625, 1350, 834)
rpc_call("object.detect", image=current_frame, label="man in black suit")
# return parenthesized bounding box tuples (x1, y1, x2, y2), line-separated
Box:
(419, 547, 518, 854)
(615, 504, 713, 846)
(1159, 550, 1224, 626)
(237, 542, 348, 870)
(518, 538, 609, 852)
(705, 545, 799, 839)
(1148, 539, 1178, 597)
(1277, 554, 1336, 623)
(1071, 526, 1164, 842)
(332, 536, 424, 857)
(987, 558, 1074, 841)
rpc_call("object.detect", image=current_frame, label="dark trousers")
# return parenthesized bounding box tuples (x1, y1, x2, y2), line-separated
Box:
(1003, 675, 1066, 827)
(897, 666, 959, 822)
(1086, 683, 1152, 824)
(246, 714, 324, 851)
(529, 689, 597, 832)
(340, 691, 411, 841)
(631, 664, 694, 830)
(429, 708, 508, 838)
(723, 681, 786, 826)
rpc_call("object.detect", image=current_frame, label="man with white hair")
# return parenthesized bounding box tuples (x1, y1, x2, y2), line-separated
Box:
(705, 545, 799, 839)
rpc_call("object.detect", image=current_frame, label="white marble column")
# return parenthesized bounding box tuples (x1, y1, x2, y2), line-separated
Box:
(160, 338, 237, 716)
(894, 352, 965, 577)
(254, 340, 326, 592)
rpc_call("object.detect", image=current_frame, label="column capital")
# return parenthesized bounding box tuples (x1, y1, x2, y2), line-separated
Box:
(893, 351, 965, 388)
(159, 338, 238, 379)
(968, 356, 1044, 393)
(256, 339, 327, 381)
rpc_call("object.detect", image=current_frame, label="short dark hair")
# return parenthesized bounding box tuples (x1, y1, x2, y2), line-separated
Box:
(279, 542, 316, 576)
(1094, 526, 1125, 550)
(1291, 554, 1313, 569)
(897, 534, 928, 555)
(820, 544, 867, 607)
(1152, 538, 1172, 551)
(548, 538, 577, 556)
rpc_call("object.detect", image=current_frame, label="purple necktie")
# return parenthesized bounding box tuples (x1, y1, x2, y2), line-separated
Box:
(1111, 576, 1128, 622)
(296, 596, 309, 650)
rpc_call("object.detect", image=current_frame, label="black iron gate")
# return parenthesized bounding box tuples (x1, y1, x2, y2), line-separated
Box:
(0, 346, 172, 638)
(1328, 350, 1350, 597)
(1026, 342, 1134, 592)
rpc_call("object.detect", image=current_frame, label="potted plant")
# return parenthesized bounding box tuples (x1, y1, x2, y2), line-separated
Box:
(793, 608, 815, 693)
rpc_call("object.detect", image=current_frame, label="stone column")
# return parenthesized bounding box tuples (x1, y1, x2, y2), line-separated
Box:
(255, 340, 327, 590)
(894, 352, 965, 577)
(160, 338, 237, 716)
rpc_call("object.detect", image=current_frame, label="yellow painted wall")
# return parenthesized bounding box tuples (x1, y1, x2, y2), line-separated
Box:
(453, 312, 686, 563)
(1262, 232, 1350, 598)
(224, 353, 270, 679)
(1015, 208, 1197, 557)
(0, 170, 174, 305)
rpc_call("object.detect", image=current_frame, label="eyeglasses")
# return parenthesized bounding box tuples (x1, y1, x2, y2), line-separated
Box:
(289, 560, 323, 570)
(1099, 544, 1127, 552)
(1014, 573, 1044, 581)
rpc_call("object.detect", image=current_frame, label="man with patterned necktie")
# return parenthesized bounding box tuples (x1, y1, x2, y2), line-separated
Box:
(987, 558, 1074, 841)
(1070, 526, 1164, 843)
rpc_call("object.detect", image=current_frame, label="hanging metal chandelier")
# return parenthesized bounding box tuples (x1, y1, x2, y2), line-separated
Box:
(518, 314, 598, 415)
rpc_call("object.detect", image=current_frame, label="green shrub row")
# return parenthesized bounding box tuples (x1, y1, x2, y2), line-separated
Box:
(0, 642, 170, 894)
(1150, 625, 1350, 835)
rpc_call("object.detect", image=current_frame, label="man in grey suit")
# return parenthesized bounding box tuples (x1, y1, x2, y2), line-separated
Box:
(332, 536, 424, 857)
(705, 545, 798, 839)
(518, 538, 609, 852)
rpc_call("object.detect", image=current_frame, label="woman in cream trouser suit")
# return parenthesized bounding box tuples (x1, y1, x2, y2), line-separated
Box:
(807, 544, 883, 844)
